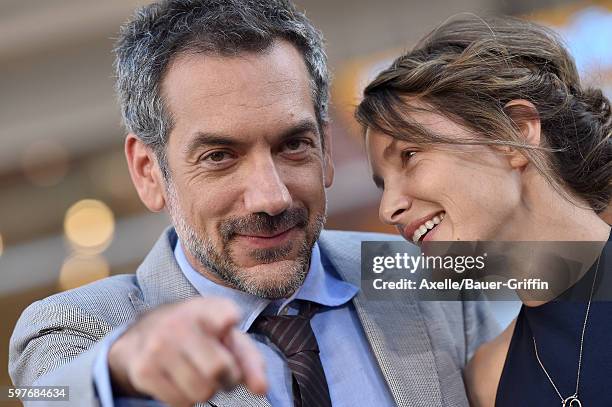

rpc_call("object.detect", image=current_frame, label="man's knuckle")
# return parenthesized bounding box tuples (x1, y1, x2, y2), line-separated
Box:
(129, 372, 149, 392)
(165, 317, 188, 334)
(204, 355, 228, 379)
(187, 378, 215, 399)
(144, 337, 166, 355)
(131, 360, 156, 384)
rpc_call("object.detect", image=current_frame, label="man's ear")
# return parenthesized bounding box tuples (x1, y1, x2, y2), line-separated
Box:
(321, 123, 334, 188)
(124, 134, 166, 212)
(503, 99, 542, 169)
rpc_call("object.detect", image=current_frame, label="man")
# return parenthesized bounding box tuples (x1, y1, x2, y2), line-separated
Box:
(9, 1, 498, 406)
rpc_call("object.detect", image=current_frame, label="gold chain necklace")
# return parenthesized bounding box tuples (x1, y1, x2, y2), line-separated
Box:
(532, 255, 601, 407)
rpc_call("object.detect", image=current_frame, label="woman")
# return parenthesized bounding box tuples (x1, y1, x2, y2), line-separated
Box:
(356, 16, 611, 407)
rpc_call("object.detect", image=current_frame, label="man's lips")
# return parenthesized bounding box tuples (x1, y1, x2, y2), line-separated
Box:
(234, 226, 298, 249)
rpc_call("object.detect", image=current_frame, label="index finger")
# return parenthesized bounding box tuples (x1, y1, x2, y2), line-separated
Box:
(223, 329, 268, 395)
(190, 297, 241, 337)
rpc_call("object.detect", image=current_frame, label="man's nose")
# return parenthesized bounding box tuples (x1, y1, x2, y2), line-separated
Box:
(243, 156, 292, 216)
(379, 186, 411, 225)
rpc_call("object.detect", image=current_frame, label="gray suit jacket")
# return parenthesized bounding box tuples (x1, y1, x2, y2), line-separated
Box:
(9, 228, 498, 406)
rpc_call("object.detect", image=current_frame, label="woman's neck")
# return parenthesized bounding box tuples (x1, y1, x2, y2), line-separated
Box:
(508, 176, 610, 305)
(514, 172, 610, 242)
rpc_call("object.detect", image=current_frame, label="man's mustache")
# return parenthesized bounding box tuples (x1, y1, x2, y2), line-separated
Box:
(219, 207, 309, 242)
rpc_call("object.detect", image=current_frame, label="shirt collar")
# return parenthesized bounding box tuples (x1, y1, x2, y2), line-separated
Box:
(174, 238, 359, 332)
(290, 242, 359, 307)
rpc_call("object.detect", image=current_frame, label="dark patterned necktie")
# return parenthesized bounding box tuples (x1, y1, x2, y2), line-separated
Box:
(251, 300, 332, 407)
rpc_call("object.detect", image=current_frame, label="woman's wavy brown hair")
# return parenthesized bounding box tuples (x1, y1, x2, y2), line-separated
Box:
(356, 15, 611, 213)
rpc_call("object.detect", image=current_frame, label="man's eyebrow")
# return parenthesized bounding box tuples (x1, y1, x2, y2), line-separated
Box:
(277, 119, 320, 143)
(183, 132, 242, 156)
(183, 119, 320, 156)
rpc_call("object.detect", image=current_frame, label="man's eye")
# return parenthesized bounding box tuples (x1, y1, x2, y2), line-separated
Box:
(201, 151, 232, 163)
(283, 138, 312, 152)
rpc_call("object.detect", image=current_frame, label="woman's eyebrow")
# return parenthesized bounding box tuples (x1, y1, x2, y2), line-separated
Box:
(383, 138, 399, 160)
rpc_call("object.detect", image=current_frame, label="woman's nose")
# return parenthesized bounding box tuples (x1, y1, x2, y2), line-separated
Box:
(379, 188, 411, 225)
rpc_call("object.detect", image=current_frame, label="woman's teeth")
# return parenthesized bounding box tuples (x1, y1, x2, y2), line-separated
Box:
(412, 212, 445, 243)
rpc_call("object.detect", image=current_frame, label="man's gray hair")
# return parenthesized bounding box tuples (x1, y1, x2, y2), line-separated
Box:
(114, 0, 330, 160)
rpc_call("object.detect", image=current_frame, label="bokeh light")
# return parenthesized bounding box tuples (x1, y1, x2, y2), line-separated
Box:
(64, 199, 115, 253)
(58, 254, 110, 291)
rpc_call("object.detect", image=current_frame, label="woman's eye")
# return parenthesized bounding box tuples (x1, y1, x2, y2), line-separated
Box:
(402, 150, 417, 163)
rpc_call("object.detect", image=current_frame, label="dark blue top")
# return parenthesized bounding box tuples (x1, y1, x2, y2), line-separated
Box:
(496, 230, 612, 406)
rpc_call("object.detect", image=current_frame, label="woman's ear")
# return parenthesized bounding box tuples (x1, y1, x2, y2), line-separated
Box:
(124, 134, 166, 212)
(503, 99, 542, 169)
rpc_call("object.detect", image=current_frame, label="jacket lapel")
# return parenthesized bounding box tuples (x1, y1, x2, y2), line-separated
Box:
(207, 386, 271, 407)
(134, 227, 272, 407)
(134, 227, 199, 311)
(318, 230, 444, 407)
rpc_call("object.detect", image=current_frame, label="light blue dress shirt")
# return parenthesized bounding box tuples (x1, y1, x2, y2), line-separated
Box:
(94, 238, 396, 406)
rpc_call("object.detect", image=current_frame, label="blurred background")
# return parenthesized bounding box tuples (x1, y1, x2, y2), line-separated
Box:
(2, 0, 612, 401)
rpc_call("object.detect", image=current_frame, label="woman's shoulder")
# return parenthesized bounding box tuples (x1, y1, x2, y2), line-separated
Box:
(464, 317, 517, 407)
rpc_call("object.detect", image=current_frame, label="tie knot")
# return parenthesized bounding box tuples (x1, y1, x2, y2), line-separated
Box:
(252, 301, 320, 357)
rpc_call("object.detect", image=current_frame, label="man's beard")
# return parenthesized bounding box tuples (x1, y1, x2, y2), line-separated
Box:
(166, 183, 326, 299)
